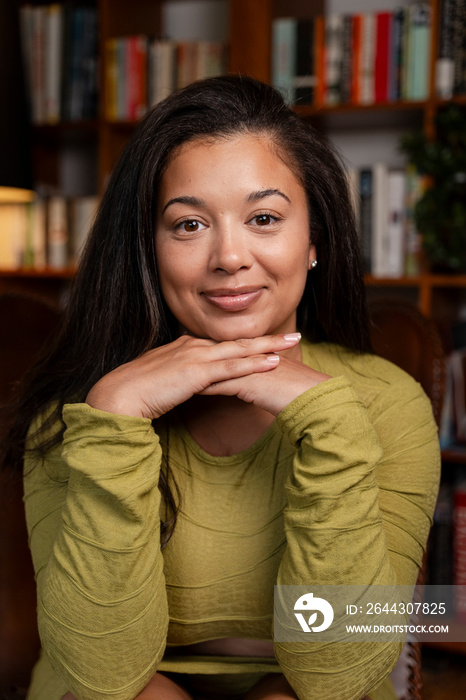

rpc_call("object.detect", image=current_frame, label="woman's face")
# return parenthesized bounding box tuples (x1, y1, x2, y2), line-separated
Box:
(155, 133, 315, 341)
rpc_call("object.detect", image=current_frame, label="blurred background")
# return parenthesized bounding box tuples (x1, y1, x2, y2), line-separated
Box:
(1, 1, 466, 698)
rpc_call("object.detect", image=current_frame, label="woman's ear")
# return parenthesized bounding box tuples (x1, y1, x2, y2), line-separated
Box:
(308, 244, 317, 270)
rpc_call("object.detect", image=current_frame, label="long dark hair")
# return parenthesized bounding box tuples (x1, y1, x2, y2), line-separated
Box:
(2, 75, 371, 538)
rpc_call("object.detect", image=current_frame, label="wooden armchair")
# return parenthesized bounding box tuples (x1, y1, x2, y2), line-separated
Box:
(369, 297, 446, 700)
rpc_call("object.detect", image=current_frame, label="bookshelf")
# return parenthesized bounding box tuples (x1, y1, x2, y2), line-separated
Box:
(1, 0, 464, 326)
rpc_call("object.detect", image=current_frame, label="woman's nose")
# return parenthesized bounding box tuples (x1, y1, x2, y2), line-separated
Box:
(208, 227, 253, 274)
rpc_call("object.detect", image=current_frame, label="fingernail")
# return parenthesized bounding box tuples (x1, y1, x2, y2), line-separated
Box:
(283, 332, 301, 342)
(267, 354, 280, 363)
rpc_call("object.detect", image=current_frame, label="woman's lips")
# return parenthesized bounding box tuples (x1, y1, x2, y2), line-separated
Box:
(202, 288, 264, 311)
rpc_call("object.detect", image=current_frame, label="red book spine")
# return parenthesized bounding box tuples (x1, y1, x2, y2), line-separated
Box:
(375, 12, 391, 102)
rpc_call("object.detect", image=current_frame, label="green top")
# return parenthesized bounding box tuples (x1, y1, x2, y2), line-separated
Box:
(24, 340, 440, 700)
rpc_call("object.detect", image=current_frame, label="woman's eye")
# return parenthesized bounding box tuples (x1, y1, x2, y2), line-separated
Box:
(176, 219, 206, 233)
(250, 214, 281, 227)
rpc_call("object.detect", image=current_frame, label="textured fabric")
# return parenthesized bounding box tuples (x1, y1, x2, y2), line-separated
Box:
(23, 340, 440, 700)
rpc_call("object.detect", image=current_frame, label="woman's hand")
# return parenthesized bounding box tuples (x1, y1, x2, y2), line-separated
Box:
(85, 333, 308, 419)
(199, 353, 331, 416)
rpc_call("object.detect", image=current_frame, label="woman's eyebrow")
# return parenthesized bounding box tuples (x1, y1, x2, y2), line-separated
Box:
(162, 195, 206, 214)
(246, 189, 291, 204)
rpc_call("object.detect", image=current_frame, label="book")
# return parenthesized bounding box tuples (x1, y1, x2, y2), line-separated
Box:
(44, 4, 63, 124)
(148, 39, 176, 106)
(385, 171, 406, 278)
(340, 15, 353, 104)
(324, 14, 344, 105)
(48, 196, 68, 269)
(390, 8, 405, 100)
(105, 38, 119, 120)
(0, 204, 28, 268)
(359, 168, 372, 273)
(31, 198, 47, 269)
(127, 36, 148, 121)
(408, 3, 432, 100)
(436, 0, 456, 98)
(360, 13, 375, 104)
(294, 20, 315, 106)
(351, 14, 362, 103)
(20, 5, 34, 116)
(31, 5, 46, 124)
(271, 18, 297, 104)
(375, 12, 391, 103)
(195, 41, 226, 81)
(81, 7, 98, 121)
(401, 5, 412, 99)
(177, 42, 197, 90)
(453, 0, 466, 95)
(314, 15, 325, 106)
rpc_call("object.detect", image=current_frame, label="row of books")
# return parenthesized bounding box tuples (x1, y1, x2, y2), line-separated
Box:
(0, 196, 99, 271)
(105, 37, 227, 122)
(20, 3, 98, 125)
(427, 479, 466, 620)
(348, 164, 427, 278)
(272, 5, 433, 107)
(437, 0, 466, 98)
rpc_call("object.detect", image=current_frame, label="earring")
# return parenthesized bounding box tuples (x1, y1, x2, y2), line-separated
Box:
(310, 259, 318, 269)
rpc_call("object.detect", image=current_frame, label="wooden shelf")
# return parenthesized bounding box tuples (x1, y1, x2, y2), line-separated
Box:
(0, 267, 75, 279)
(365, 274, 466, 288)
(295, 95, 466, 118)
(32, 121, 100, 133)
(365, 275, 466, 317)
(295, 99, 430, 118)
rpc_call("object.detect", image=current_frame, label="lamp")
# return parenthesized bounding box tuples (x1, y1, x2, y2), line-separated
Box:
(0, 0, 34, 203)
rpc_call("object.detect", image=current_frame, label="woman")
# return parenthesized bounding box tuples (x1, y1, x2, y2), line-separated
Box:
(3, 76, 440, 700)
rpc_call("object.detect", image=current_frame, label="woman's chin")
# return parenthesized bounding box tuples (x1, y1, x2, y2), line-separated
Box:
(180, 324, 268, 343)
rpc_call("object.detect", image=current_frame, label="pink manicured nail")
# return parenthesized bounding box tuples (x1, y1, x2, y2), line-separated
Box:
(267, 354, 280, 363)
(283, 332, 301, 342)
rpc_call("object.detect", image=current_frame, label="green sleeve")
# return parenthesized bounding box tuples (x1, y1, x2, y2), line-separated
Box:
(24, 403, 169, 700)
(273, 375, 440, 700)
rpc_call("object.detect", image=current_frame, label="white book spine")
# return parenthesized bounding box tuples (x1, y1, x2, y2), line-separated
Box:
(385, 171, 406, 277)
(325, 14, 344, 105)
(436, 58, 455, 99)
(361, 13, 375, 104)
